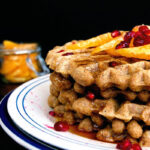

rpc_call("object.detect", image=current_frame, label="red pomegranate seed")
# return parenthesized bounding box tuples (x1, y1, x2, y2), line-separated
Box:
(72, 41, 76, 44)
(116, 41, 129, 49)
(133, 37, 145, 46)
(143, 29, 150, 36)
(131, 143, 142, 150)
(109, 61, 119, 67)
(57, 50, 65, 53)
(144, 36, 150, 45)
(139, 25, 149, 33)
(86, 92, 95, 100)
(116, 142, 123, 149)
(124, 31, 135, 42)
(62, 52, 73, 56)
(133, 31, 147, 47)
(116, 139, 132, 150)
(49, 111, 55, 116)
(134, 31, 146, 39)
(111, 30, 121, 38)
(54, 121, 69, 131)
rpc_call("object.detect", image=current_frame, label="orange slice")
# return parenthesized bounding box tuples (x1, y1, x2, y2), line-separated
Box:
(105, 48, 121, 56)
(129, 38, 134, 47)
(132, 25, 140, 32)
(3, 40, 18, 49)
(0, 55, 22, 74)
(115, 44, 150, 60)
(91, 33, 125, 55)
(3, 40, 37, 50)
(66, 32, 114, 50)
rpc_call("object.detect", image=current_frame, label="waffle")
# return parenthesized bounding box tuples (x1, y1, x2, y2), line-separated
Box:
(48, 70, 150, 145)
(46, 27, 150, 146)
(98, 99, 150, 125)
(46, 43, 150, 92)
(96, 61, 150, 92)
(100, 88, 150, 102)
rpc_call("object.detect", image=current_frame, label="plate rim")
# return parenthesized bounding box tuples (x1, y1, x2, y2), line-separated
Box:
(0, 92, 58, 150)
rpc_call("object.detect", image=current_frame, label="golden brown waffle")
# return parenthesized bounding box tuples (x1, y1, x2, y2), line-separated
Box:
(100, 88, 137, 101)
(96, 61, 150, 92)
(48, 71, 150, 145)
(50, 70, 150, 103)
(100, 88, 150, 102)
(46, 27, 150, 146)
(45, 42, 113, 75)
(46, 42, 150, 91)
(98, 99, 150, 125)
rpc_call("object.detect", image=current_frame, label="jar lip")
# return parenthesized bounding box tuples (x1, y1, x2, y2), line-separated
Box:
(0, 46, 41, 55)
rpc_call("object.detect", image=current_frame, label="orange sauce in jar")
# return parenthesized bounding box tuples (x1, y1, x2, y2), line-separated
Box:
(0, 40, 41, 83)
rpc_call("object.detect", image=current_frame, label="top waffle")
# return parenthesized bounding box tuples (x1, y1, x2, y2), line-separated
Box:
(45, 42, 150, 92)
(46, 25, 150, 92)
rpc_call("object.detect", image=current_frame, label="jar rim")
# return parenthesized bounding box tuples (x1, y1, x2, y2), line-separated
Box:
(0, 45, 41, 55)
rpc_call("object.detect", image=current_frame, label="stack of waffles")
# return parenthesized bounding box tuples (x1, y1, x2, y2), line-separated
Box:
(46, 25, 150, 146)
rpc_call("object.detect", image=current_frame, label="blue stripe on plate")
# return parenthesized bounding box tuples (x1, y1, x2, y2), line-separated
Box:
(0, 92, 59, 150)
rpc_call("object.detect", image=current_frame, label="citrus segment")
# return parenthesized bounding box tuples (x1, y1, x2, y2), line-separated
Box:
(116, 44, 150, 60)
(91, 35, 124, 55)
(129, 38, 134, 47)
(105, 48, 121, 56)
(66, 32, 113, 50)
(3, 40, 37, 50)
(3, 40, 18, 49)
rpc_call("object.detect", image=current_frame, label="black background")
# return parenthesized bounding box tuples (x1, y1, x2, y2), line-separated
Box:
(0, 0, 150, 58)
(0, 0, 150, 149)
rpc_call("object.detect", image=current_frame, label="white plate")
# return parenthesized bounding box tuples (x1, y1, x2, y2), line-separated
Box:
(0, 92, 57, 150)
(7, 74, 148, 150)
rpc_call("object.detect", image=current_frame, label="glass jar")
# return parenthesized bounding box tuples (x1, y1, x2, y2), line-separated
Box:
(0, 45, 49, 83)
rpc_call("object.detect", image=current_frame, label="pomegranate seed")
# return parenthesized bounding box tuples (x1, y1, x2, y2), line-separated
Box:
(72, 41, 76, 44)
(109, 61, 119, 67)
(144, 36, 150, 45)
(54, 121, 69, 131)
(111, 30, 121, 38)
(49, 111, 55, 116)
(116, 41, 129, 49)
(134, 31, 145, 39)
(62, 52, 73, 56)
(133, 31, 147, 47)
(57, 50, 65, 53)
(143, 29, 150, 36)
(139, 25, 149, 33)
(86, 92, 95, 100)
(116, 142, 123, 149)
(116, 139, 132, 150)
(131, 143, 142, 150)
(124, 31, 135, 42)
(133, 37, 145, 46)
